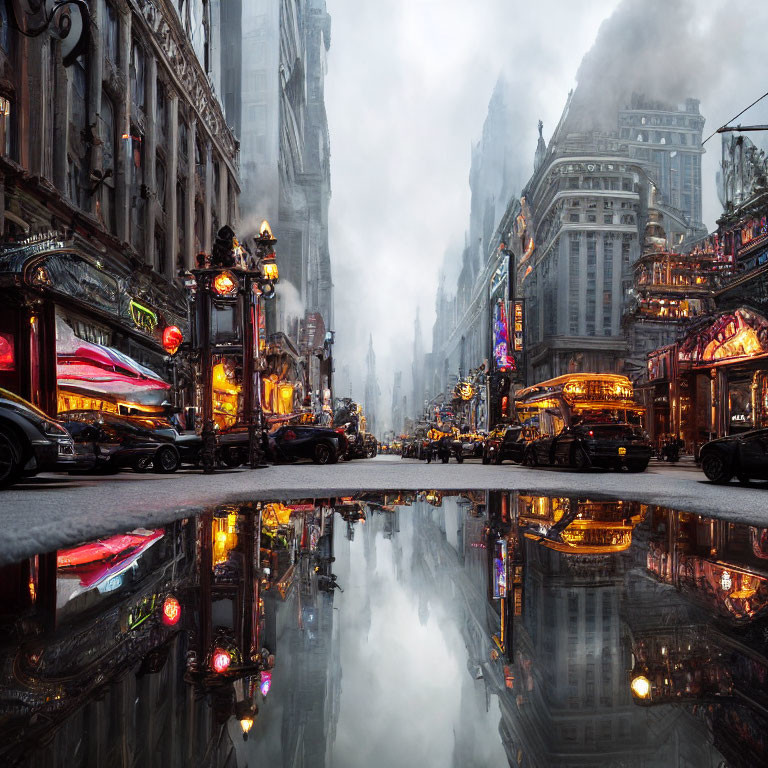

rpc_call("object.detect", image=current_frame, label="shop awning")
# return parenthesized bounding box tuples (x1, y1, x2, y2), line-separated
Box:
(56, 317, 171, 406)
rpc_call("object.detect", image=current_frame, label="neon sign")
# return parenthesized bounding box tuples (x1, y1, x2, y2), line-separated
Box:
(493, 300, 514, 370)
(129, 299, 158, 333)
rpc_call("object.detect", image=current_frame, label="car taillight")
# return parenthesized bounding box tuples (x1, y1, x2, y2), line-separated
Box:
(335, 427, 346, 433)
(588, 430, 594, 437)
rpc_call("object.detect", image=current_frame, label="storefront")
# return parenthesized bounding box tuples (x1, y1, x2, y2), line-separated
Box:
(647, 307, 768, 455)
(0, 232, 189, 418)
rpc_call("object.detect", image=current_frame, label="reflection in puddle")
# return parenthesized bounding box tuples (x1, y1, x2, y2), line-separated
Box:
(0, 492, 766, 766)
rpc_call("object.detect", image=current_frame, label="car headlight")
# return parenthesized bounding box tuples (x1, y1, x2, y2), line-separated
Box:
(39, 420, 70, 438)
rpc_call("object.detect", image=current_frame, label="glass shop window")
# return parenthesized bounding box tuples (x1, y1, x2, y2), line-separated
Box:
(728, 379, 753, 432)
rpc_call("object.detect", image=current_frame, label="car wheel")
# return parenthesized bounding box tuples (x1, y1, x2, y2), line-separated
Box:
(494, 452, 503, 465)
(701, 453, 732, 484)
(134, 455, 153, 473)
(153, 445, 181, 474)
(737, 473, 751, 485)
(626, 460, 649, 473)
(524, 448, 537, 467)
(0, 429, 22, 489)
(313, 443, 333, 465)
(482, 450, 490, 465)
(220, 447, 244, 468)
(456, 454, 464, 464)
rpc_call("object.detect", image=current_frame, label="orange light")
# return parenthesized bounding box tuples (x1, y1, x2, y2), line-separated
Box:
(262, 261, 279, 281)
(213, 271, 238, 296)
(162, 595, 181, 625)
(162, 325, 183, 355)
(260, 220, 273, 237)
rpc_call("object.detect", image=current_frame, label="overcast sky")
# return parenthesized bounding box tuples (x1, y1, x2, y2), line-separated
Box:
(325, 0, 768, 418)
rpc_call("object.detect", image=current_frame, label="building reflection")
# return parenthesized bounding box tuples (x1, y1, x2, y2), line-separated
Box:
(1, 493, 766, 767)
(0, 498, 349, 768)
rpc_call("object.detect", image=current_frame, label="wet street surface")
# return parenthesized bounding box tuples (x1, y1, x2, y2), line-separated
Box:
(1, 491, 767, 767)
(0, 456, 767, 567)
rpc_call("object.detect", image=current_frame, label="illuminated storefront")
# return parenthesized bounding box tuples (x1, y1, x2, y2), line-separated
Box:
(646, 307, 768, 453)
(0, 233, 188, 418)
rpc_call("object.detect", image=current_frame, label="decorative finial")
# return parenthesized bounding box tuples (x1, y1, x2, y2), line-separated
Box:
(538, 120, 543, 138)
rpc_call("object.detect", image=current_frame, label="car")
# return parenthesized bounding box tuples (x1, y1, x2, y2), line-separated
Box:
(483, 424, 526, 465)
(0, 388, 79, 488)
(523, 422, 652, 472)
(700, 428, 768, 484)
(59, 411, 181, 474)
(268, 424, 347, 465)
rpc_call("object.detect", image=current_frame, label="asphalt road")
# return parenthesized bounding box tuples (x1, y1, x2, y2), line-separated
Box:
(0, 454, 766, 565)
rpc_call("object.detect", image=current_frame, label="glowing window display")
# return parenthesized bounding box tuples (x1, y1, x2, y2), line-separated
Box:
(212, 359, 242, 429)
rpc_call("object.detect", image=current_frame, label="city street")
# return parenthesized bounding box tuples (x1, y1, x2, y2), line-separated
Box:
(0, 454, 764, 566)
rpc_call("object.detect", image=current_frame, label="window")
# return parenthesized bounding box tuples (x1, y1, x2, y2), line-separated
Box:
(155, 230, 166, 276)
(67, 56, 89, 207)
(177, 181, 186, 272)
(569, 236, 580, 334)
(603, 215, 613, 224)
(103, 2, 119, 63)
(567, 177, 579, 189)
(130, 43, 146, 109)
(569, 213, 579, 222)
(156, 157, 166, 209)
(622, 177, 632, 191)
(99, 92, 116, 233)
(178, 120, 188, 160)
(156, 81, 167, 146)
(587, 214, 596, 223)
(130, 134, 145, 251)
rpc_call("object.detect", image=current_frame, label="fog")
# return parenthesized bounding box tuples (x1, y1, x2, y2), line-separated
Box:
(325, 0, 768, 419)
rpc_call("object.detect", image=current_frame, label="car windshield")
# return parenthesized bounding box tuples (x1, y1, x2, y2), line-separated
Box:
(578, 424, 639, 440)
(0, 387, 50, 420)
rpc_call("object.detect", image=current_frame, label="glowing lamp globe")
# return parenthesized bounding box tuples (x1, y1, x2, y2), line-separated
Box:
(212, 271, 238, 296)
(162, 595, 181, 626)
(162, 325, 183, 355)
(212, 648, 231, 673)
(630, 675, 651, 699)
(261, 261, 279, 281)
(240, 717, 254, 734)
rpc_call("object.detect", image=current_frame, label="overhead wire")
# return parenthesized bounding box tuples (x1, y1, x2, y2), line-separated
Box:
(702, 89, 768, 145)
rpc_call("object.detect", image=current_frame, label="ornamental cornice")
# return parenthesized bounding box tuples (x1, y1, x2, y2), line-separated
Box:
(129, 0, 239, 175)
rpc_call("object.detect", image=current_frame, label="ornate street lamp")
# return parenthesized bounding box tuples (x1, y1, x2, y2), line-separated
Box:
(191, 224, 279, 473)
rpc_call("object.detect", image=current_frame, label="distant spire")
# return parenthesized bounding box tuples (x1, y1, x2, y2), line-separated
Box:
(534, 120, 547, 172)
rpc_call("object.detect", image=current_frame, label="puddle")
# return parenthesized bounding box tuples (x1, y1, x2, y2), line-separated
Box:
(0, 492, 766, 767)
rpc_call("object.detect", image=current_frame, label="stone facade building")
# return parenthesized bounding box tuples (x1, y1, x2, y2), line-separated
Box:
(239, 0, 333, 362)
(521, 93, 705, 382)
(0, 0, 240, 415)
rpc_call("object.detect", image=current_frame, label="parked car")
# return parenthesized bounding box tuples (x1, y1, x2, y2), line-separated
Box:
(268, 424, 347, 465)
(0, 388, 79, 488)
(59, 411, 181, 474)
(523, 423, 652, 472)
(425, 433, 463, 464)
(483, 424, 526, 465)
(700, 428, 768, 484)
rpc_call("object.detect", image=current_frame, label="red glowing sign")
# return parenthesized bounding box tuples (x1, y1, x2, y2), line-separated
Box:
(162, 325, 183, 355)
(212, 649, 231, 673)
(0, 331, 14, 371)
(162, 595, 181, 625)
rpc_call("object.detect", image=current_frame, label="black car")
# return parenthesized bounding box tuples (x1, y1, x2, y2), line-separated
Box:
(523, 423, 652, 472)
(268, 425, 347, 464)
(0, 388, 79, 488)
(700, 428, 768, 484)
(482, 424, 526, 465)
(59, 411, 181, 474)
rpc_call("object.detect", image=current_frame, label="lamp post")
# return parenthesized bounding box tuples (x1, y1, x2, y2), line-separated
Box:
(190, 224, 279, 473)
